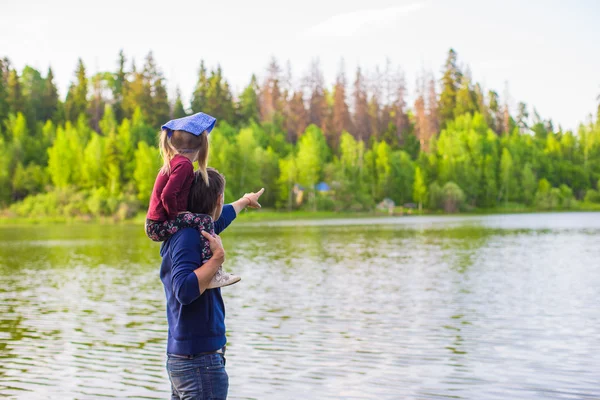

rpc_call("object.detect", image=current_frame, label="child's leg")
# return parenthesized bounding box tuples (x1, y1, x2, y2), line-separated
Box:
(146, 219, 175, 242)
(146, 214, 214, 242)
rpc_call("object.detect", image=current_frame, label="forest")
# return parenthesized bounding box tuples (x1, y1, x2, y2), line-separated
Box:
(1, 48, 599, 219)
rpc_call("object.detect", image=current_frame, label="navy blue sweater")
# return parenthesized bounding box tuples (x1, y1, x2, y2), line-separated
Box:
(160, 205, 236, 355)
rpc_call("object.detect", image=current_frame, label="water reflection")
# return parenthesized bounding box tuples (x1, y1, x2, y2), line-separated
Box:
(0, 213, 599, 399)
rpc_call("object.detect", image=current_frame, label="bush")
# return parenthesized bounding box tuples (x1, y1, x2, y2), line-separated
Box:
(315, 194, 335, 211)
(584, 189, 600, 204)
(559, 184, 574, 208)
(87, 187, 110, 216)
(441, 182, 465, 213)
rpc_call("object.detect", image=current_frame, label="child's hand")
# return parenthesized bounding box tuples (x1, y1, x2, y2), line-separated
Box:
(243, 188, 265, 209)
(201, 231, 225, 264)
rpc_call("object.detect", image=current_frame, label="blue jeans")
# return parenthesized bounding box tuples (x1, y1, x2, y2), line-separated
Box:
(167, 352, 229, 400)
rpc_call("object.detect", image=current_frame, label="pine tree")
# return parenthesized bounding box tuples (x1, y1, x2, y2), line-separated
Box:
(237, 74, 260, 125)
(438, 48, 462, 128)
(487, 90, 500, 134)
(7, 69, 24, 116)
(142, 52, 170, 127)
(20, 66, 45, 126)
(88, 72, 111, 132)
(332, 62, 353, 145)
(367, 67, 383, 140)
(352, 67, 370, 141)
(64, 59, 89, 122)
(307, 59, 328, 132)
(40, 67, 59, 123)
(426, 74, 439, 139)
(414, 75, 428, 151)
(285, 91, 308, 143)
(205, 65, 235, 123)
(394, 68, 409, 141)
(260, 57, 282, 122)
(172, 88, 187, 118)
(454, 74, 477, 118)
(191, 60, 208, 114)
(113, 50, 127, 122)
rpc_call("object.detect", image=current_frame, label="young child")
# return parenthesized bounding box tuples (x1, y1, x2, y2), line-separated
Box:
(145, 112, 240, 289)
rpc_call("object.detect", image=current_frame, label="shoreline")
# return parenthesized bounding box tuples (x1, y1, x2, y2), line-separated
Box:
(1, 205, 599, 226)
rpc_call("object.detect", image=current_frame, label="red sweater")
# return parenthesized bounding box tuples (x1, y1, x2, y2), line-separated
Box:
(147, 155, 194, 221)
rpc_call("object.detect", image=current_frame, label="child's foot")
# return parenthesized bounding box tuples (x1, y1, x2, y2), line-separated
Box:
(207, 266, 241, 289)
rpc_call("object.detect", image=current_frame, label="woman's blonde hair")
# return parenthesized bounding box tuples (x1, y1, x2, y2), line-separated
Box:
(158, 129, 209, 185)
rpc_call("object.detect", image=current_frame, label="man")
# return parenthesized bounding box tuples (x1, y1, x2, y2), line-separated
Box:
(160, 168, 263, 399)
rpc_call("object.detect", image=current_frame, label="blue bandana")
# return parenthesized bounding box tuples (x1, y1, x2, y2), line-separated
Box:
(161, 112, 217, 137)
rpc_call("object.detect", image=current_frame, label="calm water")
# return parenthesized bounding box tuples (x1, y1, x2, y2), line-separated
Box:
(0, 213, 599, 399)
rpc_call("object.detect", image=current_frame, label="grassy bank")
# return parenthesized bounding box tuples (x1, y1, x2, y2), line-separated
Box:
(2, 202, 600, 226)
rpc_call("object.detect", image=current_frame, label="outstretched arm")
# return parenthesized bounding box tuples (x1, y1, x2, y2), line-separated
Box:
(214, 188, 265, 234)
(232, 188, 265, 214)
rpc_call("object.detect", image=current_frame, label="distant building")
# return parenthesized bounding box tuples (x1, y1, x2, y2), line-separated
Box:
(377, 198, 396, 211)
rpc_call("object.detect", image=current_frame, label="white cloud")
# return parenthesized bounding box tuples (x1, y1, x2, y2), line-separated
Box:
(302, 2, 427, 38)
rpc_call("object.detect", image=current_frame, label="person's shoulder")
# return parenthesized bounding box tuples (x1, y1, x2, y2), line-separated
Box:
(171, 227, 200, 243)
(171, 154, 193, 167)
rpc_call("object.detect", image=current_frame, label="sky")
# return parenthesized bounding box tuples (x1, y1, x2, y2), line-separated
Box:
(1, 0, 599, 131)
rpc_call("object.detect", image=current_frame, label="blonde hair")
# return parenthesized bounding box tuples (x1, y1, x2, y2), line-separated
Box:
(158, 129, 209, 185)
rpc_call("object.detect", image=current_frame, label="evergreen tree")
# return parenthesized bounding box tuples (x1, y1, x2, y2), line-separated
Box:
(454, 74, 477, 118)
(143, 52, 170, 127)
(191, 60, 208, 114)
(88, 72, 111, 132)
(331, 63, 353, 147)
(205, 66, 235, 123)
(237, 75, 260, 124)
(113, 50, 127, 122)
(40, 67, 59, 123)
(285, 91, 308, 143)
(352, 67, 370, 141)
(7, 69, 24, 116)
(64, 59, 89, 123)
(438, 48, 462, 128)
(20, 66, 45, 126)
(307, 59, 328, 133)
(414, 75, 428, 151)
(259, 57, 282, 122)
(172, 88, 187, 118)
(426, 74, 439, 140)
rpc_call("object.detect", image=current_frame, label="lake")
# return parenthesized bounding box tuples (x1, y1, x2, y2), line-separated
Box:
(0, 212, 599, 399)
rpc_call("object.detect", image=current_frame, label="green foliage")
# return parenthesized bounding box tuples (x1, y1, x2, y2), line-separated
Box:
(441, 181, 466, 213)
(64, 59, 88, 123)
(133, 141, 161, 205)
(413, 166, 427, 210)
(2, 49, 599, 219)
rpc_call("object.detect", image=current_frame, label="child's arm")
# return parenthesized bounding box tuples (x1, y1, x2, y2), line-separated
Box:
(161, 162, 194, 220)
(232, 188, 265, 214)
(214, 188, 265, 234)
